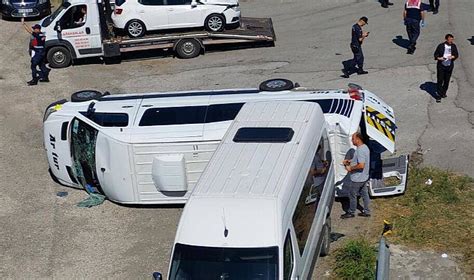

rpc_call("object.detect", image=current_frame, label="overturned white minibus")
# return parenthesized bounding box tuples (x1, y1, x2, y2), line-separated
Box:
(43, 79, 408, 204)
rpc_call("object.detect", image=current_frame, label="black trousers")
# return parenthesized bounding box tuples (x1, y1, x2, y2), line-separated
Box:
(436, 64, 453, 97)
(429, 0, 440, 10)
(405, 18, 420, 50)
(31, 52, 48, 80)
(350, 44, 364, 71)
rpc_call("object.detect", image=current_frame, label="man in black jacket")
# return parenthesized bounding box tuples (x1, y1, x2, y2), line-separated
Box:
(434, 34, 459, 102)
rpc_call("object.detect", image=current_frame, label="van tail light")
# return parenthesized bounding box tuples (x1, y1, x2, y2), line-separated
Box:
(114, 8, 123, 15)
(347, 83, 364, 101)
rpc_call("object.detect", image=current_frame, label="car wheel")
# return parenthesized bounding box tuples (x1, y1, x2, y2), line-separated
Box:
(259, 78, 295, 91)
(205, 14, 225, 32)
(126, 19, 146, 38)
(175, 39, 202, 59)
(71, 90, 103, 102)
(47, 46, 72, 68)
(320, 217, 331, 257)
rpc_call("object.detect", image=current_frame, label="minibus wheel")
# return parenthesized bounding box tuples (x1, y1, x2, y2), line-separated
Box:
(320, 217, 331, 256)
(47, 46, 72, 68)
(71, 90, 103, 102)
(259, 79, 295, 91)
(175, 39, 202, 59)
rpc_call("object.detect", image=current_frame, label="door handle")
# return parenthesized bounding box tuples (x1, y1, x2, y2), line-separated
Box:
(101, 168, 106, 172)
(168, 8, 174, 11)
(138, 10, 145, 13)
(85, 27, 91, 34)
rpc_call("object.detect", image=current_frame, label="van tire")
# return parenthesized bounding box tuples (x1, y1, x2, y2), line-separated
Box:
(259, 78, 295, 91)
(126, 19, 146, 38)
(320, 218, 331, 256)
(175, 39, 202, 59)
(47, 46, 72, 68)
(71, 90, 103, 102)
(205, 14, 225, 32)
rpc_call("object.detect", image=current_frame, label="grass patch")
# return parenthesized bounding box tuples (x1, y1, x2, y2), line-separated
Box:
(372, 164, 474, 274)
(333, 238, 377, 280)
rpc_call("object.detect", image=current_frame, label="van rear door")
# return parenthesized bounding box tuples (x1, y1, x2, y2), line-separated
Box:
(369, 155, 409, 197)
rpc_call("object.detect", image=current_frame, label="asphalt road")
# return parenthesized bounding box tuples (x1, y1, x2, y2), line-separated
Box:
(0, 0, 473, 279)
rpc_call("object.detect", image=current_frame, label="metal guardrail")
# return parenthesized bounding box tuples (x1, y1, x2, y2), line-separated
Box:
(376, 237, 390, 280)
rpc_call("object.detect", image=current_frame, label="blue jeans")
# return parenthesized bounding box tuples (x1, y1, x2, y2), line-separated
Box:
(405, 18, 420, 49)
(348, 180, 370, 214)
(31, 51, 48, 80)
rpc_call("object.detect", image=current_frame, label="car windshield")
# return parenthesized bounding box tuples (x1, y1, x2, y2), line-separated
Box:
(41, 4, 66, 27)
(169, 243, 279, 280)
(70, 118, 99, 189)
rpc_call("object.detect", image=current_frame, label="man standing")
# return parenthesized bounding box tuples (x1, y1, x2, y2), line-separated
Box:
(434, 34, 459, 102)
(381, 0, 394, 8)
(342, 17, 369, 78)
(22, 19, 50, 85)
(403, 0, 425, 55)
(341, 132, 371, 219)
(429, 0, 440, 14)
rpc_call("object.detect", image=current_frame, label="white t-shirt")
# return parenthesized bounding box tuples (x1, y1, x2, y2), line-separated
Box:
(442, 44, 452, 67)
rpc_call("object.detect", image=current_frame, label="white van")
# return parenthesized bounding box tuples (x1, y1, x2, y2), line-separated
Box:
(165, 101, 335, 279)
(43, 79, 408, 204)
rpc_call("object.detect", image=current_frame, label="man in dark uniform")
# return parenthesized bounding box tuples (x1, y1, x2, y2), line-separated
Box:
(403, 0, 425, 55)
(381, 0, 394, 8)
(22, 19, 50, 85)
(434, 34, 459, 102)
(342, 17, 369, 78)
(429, 0, 440, 14)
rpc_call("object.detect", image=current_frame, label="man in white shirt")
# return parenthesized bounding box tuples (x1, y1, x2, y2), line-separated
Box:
(434, 34, 459, 102)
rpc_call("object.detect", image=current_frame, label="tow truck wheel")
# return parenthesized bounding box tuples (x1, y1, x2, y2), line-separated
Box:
(320, 217, 331, 257)
(71, 90, 103, 103)
(126, 19, 146, 38)
(259, 78, 295, 91)
(205, 14, 225, 32)
(175, 39, 202, 59)
(47, 46, 72, 68)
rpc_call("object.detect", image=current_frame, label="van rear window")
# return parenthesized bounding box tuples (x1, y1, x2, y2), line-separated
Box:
(233, 127, 294, 143)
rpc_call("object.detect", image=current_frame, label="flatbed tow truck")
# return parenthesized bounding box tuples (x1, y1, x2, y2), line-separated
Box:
(39, 0, 275, 68)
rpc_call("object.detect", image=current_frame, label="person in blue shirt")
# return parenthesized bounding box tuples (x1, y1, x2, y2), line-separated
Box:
(22, 19, 50, 85)
(342, 17, 369, 78)
(403, 0, 425, 55)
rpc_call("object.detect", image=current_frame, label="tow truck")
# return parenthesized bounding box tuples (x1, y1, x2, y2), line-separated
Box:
(38, 0, 275, 68)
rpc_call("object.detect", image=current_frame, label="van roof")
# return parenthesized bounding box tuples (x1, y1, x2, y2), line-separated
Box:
(175, 101, 325, 247)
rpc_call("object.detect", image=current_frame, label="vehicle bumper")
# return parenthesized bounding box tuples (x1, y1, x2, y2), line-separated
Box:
(111, 13, 128, 29)
(223, 9, 240, 24)
(1, 2, 50, 18)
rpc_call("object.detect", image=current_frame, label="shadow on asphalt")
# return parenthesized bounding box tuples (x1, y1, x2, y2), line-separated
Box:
(420, 81, 440, 100)
(393, 35, 410, 49)
(468, 37, 474, 45)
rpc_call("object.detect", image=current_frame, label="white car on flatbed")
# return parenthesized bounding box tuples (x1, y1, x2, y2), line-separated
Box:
(43, 79, 408, 204)
(112, 0, 241, 37)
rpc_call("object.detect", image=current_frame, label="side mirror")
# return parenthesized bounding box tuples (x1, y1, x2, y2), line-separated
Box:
(152, 272, 163, 280)
(190, 0, 197, 8)
(54, 21, 62, 32)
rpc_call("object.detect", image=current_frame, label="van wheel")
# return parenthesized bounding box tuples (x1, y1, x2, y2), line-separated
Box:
(126, 19, 146, 38)
(205, 14, 225, 32)
(71, 90, 103, 102)
(175, 39, 202, 59)
(320, 218, 331, 256)
(47, 46, 72, 68)
(259, 79, 295, 91)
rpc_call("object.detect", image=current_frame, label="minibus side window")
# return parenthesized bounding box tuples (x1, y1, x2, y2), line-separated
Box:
(283, 231, 294, 280)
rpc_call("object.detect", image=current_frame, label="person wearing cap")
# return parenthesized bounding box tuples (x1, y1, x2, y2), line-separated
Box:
(22, 18, 50, 85)
(403, 0, 425, 55)
(342, 17, 369, 78)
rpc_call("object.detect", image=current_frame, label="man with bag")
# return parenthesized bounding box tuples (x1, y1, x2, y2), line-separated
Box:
(342, 16, 369, 78)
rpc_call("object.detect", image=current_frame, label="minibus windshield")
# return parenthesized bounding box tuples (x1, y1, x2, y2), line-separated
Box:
(70, 118, 99, 189)
(41, 3, 68, 27)
(169, 243, 278, 280)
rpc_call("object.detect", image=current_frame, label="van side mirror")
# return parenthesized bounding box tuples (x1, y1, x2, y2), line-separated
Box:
(152, 272, 163, 280)
(191, 0, 197, 7)
(54, 21, 62, 32)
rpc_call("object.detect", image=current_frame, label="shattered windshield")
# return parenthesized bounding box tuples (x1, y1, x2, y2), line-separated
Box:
(70, 118, 99, 189)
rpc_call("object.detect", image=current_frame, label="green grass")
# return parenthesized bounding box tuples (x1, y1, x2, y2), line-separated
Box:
(333, 238, 377, 280)
(372, 165, 474, 274)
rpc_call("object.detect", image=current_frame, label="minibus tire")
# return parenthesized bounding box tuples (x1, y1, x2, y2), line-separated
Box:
(71, 90, 103, 102)
(175, 39, 201, 59)
(259, 79, 294, 91)
(320, 218, 331, 257)
(47, 46, 72, 68)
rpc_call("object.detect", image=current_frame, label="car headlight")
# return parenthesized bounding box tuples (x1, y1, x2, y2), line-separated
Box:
(229, 4, 240, 12)
(44, 99, 67, 121)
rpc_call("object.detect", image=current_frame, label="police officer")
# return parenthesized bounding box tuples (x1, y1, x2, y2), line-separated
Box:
(342, 17, 369, 78)
(22, 18, 50, 85)
(403, 0, 425, 55)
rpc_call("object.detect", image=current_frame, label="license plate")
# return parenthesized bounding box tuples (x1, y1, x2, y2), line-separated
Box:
(18, 9, 33, 13)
